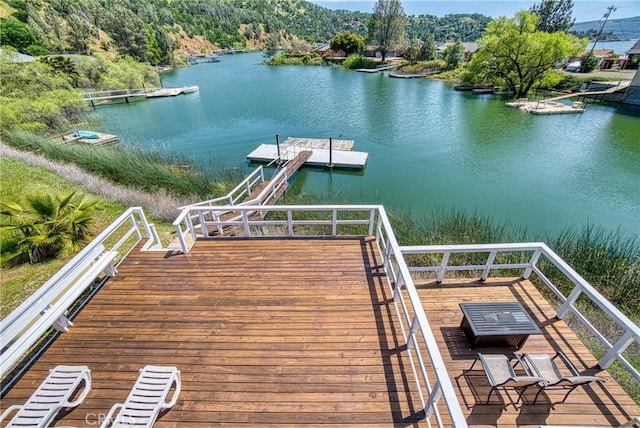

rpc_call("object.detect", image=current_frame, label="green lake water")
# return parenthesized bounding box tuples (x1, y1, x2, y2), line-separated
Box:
(92, 53, 640, 238)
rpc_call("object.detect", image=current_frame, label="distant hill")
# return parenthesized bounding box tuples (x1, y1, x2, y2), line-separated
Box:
(570, 16, 640, 40)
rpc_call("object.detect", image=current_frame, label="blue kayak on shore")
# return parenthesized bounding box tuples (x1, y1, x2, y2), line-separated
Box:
(72, 130, 100, 139)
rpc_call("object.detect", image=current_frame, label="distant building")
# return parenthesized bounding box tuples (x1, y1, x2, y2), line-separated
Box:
(621, 68, 640, 106)
(626, 39, 640, 68)
(436, 42, 478, 62)
(314, 43, 344, 58)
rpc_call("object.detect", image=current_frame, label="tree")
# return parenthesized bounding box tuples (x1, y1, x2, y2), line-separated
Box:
(530, 0, 575, 33)
(442, 41, 465, 69)
(0, 192, 96, 266)
(263, 33, 280, 59)
(368, 0, 407, 62)
(330, 31, 366, 57)
(465, 11, 584, 97)
(405, 37, 422, 64)
(580, 52, 599, 73)
(420, 33, 436, 61)
(0, 16, 37, 52)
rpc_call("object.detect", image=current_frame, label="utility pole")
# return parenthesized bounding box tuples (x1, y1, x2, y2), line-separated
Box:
(588, 5, 616, 58)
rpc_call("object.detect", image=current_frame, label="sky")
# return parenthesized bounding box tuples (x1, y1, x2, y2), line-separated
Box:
(310, 1, 640, 22)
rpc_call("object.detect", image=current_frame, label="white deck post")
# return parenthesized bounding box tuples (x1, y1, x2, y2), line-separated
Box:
(332, 209, 337, 236)
(198, 210, 209, 238)
(423, 380, 443, 419)
(599, 330, 635, 368)
(556, 285, 583, 319)
(368, 209, 375, 236)
(480, 250, 497, 281)
(437, 252, 451, 283)
(287, 210, 294, 236)
(523, 248, 543, 278)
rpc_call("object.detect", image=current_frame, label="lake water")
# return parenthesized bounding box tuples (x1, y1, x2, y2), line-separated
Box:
(92, 53, 640, 238)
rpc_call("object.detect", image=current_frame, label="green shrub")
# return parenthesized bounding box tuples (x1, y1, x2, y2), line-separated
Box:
(342, 54, 377, 70)
(267, 51, 323, 66)
(401, 59, 446, 74)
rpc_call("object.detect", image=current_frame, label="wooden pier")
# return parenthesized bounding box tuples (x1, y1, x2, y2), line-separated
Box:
(82, 86, 198, 107)
(247, 137, 368, 170)
(506, 80, 631, 115)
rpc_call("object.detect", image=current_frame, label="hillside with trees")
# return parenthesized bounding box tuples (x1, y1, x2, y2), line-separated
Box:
(0, 0, 493, 66)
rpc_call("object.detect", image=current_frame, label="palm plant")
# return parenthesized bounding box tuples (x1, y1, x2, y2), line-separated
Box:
(0, 191, 96, 266)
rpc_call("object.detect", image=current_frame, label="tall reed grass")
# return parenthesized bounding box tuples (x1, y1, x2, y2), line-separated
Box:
(3, 130, 242, 199)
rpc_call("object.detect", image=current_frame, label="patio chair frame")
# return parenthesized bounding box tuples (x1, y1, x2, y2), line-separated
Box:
(521, 351, 604, 404)
(468, 353, 545, 404)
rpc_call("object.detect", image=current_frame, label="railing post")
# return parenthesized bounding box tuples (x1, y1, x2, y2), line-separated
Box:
(407, 315, 420, 350)
(242, 210, 250, 236)
(287, 209, 294, 236)
(556, 285, 583, 319)
(176, 225, 189, 254)
(384, 237, 392, 268)
(215, 212, 224, 236)
(368, 209, 375, 236)
(332, 209, 337, 236)
(523, 248, 543, 278)
(599, 330, 635, 368)
(186, 213, 197, 239)
(423, 380, 443, 419)
(198, 210, 209, 238)
(393, 272, 404, 301)
(480, 250, 497, 281)
(437, 252, 451, 283)
(129, 215, 141, 239)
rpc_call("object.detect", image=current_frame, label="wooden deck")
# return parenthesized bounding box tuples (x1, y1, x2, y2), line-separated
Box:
(413, 277, 640, 427)
(2, 238, 638, 427)
(1, 238, 424, 426)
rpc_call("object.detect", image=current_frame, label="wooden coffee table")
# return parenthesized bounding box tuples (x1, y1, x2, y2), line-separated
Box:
(459, 302, 542, 350)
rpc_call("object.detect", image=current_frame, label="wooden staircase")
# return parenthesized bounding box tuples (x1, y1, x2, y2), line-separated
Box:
(203, 150, 312, 237)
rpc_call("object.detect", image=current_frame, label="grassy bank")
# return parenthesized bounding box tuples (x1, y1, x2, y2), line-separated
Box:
(3, 130, 242, 200)
(0, 157, 172, 317)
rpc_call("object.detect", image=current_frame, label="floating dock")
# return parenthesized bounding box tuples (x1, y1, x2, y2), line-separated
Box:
(506, 99, 585, 114)
(146, 86, 199, 98)
(61, 131, 118, 145)
(247, 137, 368, 170)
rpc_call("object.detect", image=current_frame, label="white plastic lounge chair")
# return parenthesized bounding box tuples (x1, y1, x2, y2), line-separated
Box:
(521, 351, 604, 404)
(468, 353, 544, 404)
(0, 365, 91, 428)
(100, 365, 181, 428)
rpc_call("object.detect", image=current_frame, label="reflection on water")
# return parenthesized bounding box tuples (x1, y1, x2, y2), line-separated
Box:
(91, 53, 640, 238)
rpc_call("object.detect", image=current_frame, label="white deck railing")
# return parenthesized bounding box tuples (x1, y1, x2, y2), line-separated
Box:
(400, 243, 640, 382)
(174, 165, 298, 252)
(0, 208, 161, 382)
(172, 204, 469, 427)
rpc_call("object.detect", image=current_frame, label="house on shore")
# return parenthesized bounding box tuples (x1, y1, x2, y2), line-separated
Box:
(437, 42, 478, 62)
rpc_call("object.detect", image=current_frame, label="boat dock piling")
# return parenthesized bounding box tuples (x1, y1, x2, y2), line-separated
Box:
(247, 136, 368, 170)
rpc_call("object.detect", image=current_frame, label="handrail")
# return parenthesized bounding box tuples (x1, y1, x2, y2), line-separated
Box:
(0, 208, 162, 381)
(172, 204, 468, 427)
(179, 167, 266, 209)
(173, 166, 294, 251)
(400, 242, 640, 381)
